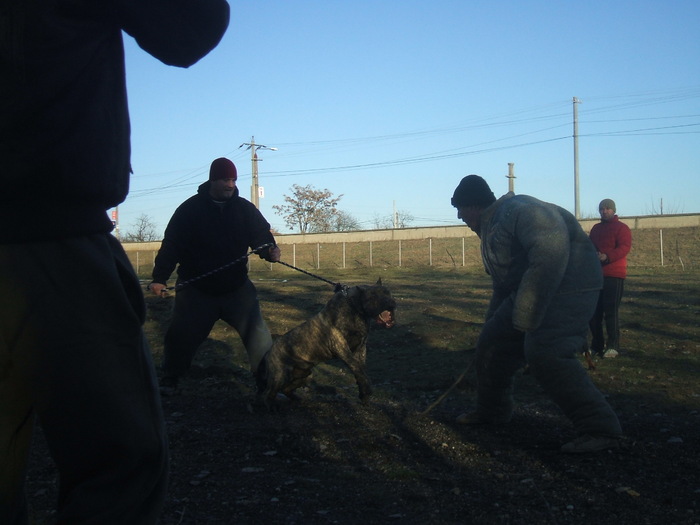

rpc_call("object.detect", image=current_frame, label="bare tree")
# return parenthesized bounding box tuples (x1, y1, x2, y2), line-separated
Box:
(371, 210, 415, 229)
(645, 197, 683, 216)
(122, 213, 160, 242)
(273, 184, 343, 233)
(330, 210, 361, 232)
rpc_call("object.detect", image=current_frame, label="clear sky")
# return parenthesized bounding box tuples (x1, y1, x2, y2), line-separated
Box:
(117, 0, 700, 236)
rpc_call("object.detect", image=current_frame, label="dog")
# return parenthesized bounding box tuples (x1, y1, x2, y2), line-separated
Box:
(256, 279, 396, 409)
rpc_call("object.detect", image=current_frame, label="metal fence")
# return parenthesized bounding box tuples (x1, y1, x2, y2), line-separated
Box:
(125, 226, 699, 279)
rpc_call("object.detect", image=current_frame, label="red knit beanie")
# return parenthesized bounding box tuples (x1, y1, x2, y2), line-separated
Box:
(209, 158, 238, 181)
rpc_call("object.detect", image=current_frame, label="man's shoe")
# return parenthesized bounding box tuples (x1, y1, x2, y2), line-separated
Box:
(602, 348, 619, 358)
(159, 376, 179, 397)
(561, 434, 621, 454)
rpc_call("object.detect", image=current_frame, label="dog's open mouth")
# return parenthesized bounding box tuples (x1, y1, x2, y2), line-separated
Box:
(376, 310, 395, 328)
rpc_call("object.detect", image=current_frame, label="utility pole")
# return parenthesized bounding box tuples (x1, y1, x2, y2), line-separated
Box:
(573, 97, 581, 219)
(506, 162, 515, 193)
(239, 136, 277, 208)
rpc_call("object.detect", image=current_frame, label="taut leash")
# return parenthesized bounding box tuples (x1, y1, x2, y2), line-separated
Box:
(274, 260, 346, 293)
(165, 242, 275, 292)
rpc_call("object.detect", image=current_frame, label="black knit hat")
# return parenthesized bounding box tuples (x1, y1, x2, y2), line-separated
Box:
(451, 175, 496, 208)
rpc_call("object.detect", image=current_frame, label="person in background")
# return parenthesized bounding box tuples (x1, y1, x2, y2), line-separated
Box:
(148, 158, 280, 395)
(0, 1, 229, 523)
(588, 199, 632, 358)
(450, 175, 622, 454)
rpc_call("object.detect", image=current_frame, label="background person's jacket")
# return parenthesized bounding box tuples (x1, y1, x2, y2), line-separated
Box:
(589, 215, 632, 279)
(152, 183, 276, 295)
(1, 0, 229, 242)
(478, 193, 603, 332)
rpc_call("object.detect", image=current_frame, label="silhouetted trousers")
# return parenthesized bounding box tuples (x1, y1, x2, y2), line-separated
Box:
(0, 234, 168, 524)
(589, 276, 625, 353)
(161, 279, 273, 377)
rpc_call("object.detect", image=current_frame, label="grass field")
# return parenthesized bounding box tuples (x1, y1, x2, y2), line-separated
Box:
(146, 265, 700, 413)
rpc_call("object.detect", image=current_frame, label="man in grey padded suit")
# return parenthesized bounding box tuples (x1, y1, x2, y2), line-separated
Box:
(450, 175, 622, 454)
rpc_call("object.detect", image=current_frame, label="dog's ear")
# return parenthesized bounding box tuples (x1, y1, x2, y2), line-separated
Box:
(376, 278, 382, 286)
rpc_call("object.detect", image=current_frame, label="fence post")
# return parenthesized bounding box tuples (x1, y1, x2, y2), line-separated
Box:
(136, 251, 140, 274)
(429, 238, 433, 266)
(369, 241, 373, 267)
(462, 238, 465, 266)
(293, 243, 296, 267)
(317, 243, 320, 270)
(399, 239, 402, 267)
(343, 242, 346, 269)
(660, 229, 664, 266)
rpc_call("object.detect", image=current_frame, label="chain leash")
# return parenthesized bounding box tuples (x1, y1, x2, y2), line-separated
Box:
(166, 242, 275, 291)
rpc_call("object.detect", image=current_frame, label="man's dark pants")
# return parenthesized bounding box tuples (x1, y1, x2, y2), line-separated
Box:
(162, 279, 273, 377)
(0, 234, 168, 524)
(589, 276, 625, 353)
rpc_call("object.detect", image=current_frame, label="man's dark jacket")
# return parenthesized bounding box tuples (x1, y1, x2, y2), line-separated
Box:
(1, 0, 229, 242)
(152, 183, 276, 295)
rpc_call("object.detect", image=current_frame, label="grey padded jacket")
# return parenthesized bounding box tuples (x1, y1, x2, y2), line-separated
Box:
(478, 193, 602, 332)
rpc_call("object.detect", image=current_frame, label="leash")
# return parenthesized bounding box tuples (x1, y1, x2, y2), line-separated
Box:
(274, 260, 347, 293)
(417, 356, 475, 417)
(166, 242, 275, 292)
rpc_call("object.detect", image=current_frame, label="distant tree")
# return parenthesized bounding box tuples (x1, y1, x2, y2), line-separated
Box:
(273, 184, 343, 233)
(371, 210, 415, 229)
(330, 210, 361, 232)
(646, 197, 683, 216)
(122, 213, 160, 242)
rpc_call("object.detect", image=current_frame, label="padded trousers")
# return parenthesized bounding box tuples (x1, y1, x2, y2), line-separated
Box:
(474, 290, 622, 437)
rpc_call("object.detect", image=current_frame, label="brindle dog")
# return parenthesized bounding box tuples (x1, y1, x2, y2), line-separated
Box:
(257, 279, 396, 409)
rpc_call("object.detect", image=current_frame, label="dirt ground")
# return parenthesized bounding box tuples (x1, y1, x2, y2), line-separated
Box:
(26, 267, 700, 524)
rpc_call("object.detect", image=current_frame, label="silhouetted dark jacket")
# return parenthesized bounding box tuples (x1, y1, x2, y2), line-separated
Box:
(152, 183, 276, 295)
(478, 193, 602, 332)
(1, 0, 229, 242)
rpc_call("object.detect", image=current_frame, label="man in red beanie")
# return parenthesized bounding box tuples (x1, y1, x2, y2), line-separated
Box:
(451, 175, 622, 454)
(149, 158, 280, 395)
(588, 199, 632, 358)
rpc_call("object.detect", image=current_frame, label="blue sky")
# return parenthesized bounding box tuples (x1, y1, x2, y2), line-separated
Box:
(118, 0, 700, 236)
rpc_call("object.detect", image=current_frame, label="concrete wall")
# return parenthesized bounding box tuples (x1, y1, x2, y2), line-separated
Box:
(122, 212, 699, 251)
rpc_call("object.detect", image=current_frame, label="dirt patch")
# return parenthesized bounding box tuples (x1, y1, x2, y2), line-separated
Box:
(26, 268, 700, 524)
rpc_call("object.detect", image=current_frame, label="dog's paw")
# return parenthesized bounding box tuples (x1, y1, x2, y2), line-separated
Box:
(359, 392, 373, 404)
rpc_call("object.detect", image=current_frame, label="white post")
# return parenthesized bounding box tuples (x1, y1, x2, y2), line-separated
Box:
(462, 238, 465, 266)
(399, 240, 402, 267)
(343, 242, 346, 269)
(316, 243, 320, 269)
(660, 229, 664, 266)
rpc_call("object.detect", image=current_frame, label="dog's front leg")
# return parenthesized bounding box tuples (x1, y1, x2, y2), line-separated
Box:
(341, 346, 372, 403)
